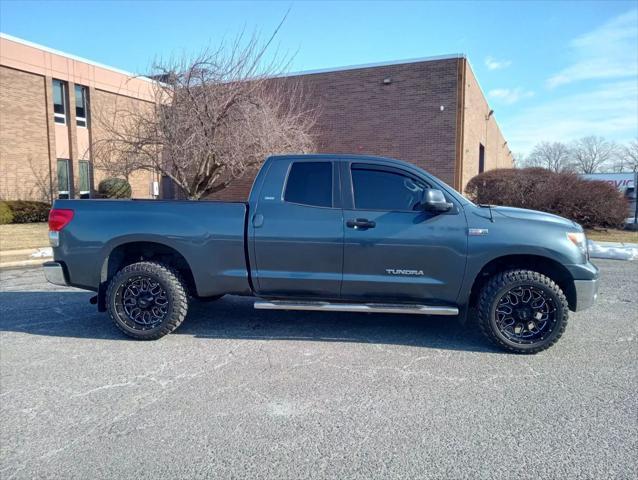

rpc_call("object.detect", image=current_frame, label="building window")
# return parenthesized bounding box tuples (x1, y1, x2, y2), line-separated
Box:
(79, 160, 91, 198)
(75, 85, 88, 127)
(479, 144, 485, 174)
(57, 159, 70, 199)
(53, 80, 67, 124)
(284, 162, 333, 208)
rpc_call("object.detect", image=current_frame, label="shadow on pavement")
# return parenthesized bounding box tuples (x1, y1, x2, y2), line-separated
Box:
(0, 291, 495, 353)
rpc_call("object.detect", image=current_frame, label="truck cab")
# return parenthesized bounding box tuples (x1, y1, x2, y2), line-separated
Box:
(248, 155, 467, 307)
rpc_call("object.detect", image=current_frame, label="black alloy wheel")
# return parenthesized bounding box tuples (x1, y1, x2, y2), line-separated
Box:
(494, 285, 557, 344)
(477, 269, 569, 354)
(106, 261, 189, 340)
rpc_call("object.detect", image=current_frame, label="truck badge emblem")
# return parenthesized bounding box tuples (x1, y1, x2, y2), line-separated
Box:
(386, 269, 425, 276)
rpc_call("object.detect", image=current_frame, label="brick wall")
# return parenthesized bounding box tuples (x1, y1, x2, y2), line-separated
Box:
(0, 66, 52, 201)
(460, 62, 513, 192)
(1, 54, 510, 204)
(212, 58, 463, 201)
(0, 66, 157, 201)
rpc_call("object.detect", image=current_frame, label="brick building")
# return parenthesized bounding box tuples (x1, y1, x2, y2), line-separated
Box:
(0, 33, 512, 202)
(0, 33, 158, 202)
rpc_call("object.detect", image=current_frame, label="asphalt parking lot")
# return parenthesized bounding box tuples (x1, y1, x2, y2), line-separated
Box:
(1, 260, 637, 479)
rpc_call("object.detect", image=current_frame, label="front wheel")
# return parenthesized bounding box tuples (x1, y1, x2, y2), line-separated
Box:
(106, 261, 189, 340)
(477, 269, 569, 354)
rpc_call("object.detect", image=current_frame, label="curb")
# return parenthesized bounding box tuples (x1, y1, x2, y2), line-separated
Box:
(593, 241, 638, 248)
(0, 259, 48, 269)
(0, 248, 48, 256)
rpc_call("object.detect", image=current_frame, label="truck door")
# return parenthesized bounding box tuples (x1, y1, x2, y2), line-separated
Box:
(251, 159, 344, 298)
(340, 163, 467, 304)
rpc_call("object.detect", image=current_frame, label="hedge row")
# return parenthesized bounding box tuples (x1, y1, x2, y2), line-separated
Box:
(97, 178, 132, 199)
(465, 168, 628, 229)
(0, 201, 51, 225)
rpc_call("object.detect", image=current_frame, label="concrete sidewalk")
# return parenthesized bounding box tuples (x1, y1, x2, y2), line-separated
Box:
(0, 247, 52, 269)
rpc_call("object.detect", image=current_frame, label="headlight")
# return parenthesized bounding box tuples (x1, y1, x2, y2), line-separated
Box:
(567, 232, 588, 258)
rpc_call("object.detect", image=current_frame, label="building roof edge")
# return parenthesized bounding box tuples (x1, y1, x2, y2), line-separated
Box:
(1, 32, 466, 83)
(0, 32, 155, 83)
(280, 53, 467, 77)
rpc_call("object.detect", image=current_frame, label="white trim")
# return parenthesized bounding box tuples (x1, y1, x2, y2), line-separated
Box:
(0, 32, 155, 84)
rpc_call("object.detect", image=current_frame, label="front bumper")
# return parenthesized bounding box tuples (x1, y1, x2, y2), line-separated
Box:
(43, 261, 68, 286)
(574, 277, 599, 311)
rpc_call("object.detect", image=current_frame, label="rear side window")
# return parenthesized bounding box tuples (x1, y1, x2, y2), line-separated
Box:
(284, 162, 333, 207)
(351, 166, 426, 211)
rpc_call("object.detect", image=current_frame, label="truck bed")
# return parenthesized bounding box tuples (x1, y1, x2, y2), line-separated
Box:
(53, 199, 252, 297)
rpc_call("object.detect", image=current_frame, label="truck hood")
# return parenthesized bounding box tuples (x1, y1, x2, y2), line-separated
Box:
(490, 206, 579, 229)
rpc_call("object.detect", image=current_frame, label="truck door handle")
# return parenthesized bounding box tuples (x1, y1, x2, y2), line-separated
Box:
(346, 218, 376, 229)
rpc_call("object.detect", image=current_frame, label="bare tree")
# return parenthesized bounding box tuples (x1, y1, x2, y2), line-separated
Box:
(524, 141, 573, 172)
(92, 27, 316, 200)
(28, 156, 56, 203)
(512, 152, 526, 168)
(569, 136, 617, 174)
(91, 142, 143, 183)
(614, 139, 638, 172)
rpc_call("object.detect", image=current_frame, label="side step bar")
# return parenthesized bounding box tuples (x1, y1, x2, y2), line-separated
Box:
(254, 300, 458, 316)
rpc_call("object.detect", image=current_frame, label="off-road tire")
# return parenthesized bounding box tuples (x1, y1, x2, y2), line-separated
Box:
(477, 269, 569, 354)
(106, 261, 189, 340)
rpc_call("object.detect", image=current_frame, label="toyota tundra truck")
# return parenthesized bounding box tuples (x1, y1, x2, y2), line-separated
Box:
(44, 154, 599, 353)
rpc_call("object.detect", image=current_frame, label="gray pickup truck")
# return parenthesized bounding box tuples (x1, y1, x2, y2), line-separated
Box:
(44, 154, 599, 353)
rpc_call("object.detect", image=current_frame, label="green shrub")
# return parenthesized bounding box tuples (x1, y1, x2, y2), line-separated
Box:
(97, 178, 132, 199)
(2, 200, 51, 223)
(465, 168, 628, 229)
(0, 201, 14, 224)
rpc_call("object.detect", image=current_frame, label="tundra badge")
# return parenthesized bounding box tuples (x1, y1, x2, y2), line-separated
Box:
(386, 269, 425, 276)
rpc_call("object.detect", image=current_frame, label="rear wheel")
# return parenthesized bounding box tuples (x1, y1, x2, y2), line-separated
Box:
(106, 261, 189, 340)
(477, 269, 569, 354)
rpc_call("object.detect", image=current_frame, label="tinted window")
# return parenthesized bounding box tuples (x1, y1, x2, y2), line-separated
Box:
(57, 159, 70, 199)
(53, 80, 66, 123)
(79, 160, 90, 196)
(75, 85, 88, 126)
(284, 162, 332, 207)
(352, 167, 426, 211)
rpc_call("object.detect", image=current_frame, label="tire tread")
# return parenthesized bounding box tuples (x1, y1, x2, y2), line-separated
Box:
(477, 269, 569, 354)
(106, 261, 189, 340)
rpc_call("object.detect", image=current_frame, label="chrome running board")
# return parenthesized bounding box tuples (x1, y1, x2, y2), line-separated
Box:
(254, 300, 458, 316)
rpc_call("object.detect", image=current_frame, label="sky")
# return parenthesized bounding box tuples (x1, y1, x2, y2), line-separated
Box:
(1, 0, 637, 154)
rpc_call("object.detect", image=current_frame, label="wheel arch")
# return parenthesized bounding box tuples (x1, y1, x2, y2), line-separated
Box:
(467, 254, 577, 312)
(98, 241, 197, 311)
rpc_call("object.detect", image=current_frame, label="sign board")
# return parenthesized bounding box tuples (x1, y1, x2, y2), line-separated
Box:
(581, 173, 635, 192)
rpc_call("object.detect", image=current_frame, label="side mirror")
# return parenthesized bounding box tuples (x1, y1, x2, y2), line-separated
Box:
(422, 189, 453, 213)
